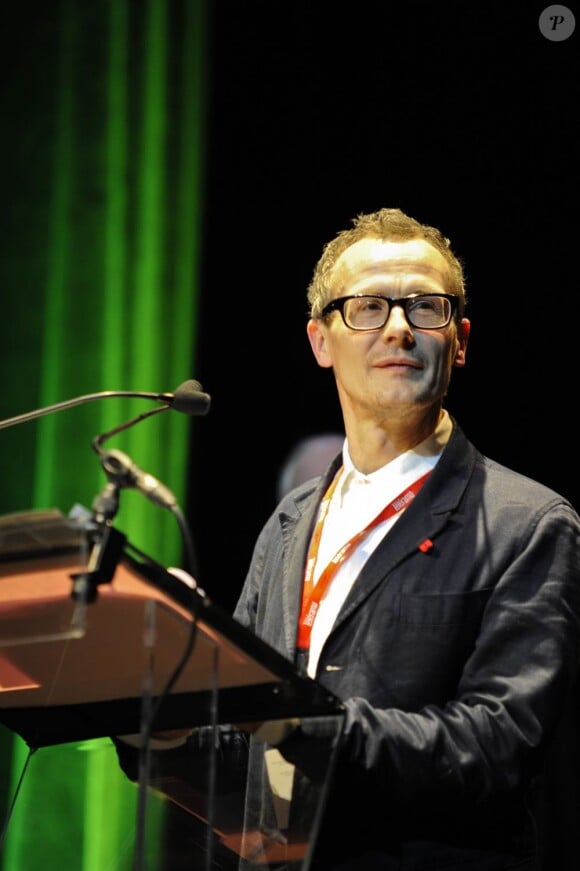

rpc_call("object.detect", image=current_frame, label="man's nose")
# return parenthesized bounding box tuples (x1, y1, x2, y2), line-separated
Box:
(380, 302, 413, 335)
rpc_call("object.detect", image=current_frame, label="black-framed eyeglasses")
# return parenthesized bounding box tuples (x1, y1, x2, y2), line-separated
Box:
(320, 293, 459, 331)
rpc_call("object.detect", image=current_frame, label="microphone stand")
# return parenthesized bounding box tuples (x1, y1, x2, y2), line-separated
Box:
(0, 381, 209, 594)
(90, 400, 202, 577)
(1, 381, 211, 870)
(87, 404, 207, 871)
(90, 405, 170, 524)
(69, 521, 127, 604)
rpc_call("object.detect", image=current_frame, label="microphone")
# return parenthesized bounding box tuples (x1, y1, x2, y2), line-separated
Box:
(91, 445, 200, 578)
(97, 449, 177, 511)
(0, 379, 211, 431)
(156, 380, 211, 416)
(90, 379, 211, 523)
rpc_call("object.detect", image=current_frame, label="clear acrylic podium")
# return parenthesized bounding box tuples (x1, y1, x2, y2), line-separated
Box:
(0, 510, 345, 870)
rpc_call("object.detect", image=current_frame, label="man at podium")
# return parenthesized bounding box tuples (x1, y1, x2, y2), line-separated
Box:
(117, 208, 580, 870)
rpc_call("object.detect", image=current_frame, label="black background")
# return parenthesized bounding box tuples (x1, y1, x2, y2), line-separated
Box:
(189, 1, 579, 609)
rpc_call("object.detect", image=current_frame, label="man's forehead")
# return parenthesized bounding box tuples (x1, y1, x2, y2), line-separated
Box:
(331, 237, 450, 285)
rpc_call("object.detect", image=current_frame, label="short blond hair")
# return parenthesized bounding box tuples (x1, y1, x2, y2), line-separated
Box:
(307, 208, 467, 319)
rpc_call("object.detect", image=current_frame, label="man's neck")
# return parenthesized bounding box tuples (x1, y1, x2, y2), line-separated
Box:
(345, 407, 444, 475)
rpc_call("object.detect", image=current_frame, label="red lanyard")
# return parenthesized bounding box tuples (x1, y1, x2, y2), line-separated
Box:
(296, 467, 431, 650)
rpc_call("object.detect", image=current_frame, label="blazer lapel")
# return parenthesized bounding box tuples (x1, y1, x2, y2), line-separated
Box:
(278, 459, 342, 658)
(330, 424, 475, 634)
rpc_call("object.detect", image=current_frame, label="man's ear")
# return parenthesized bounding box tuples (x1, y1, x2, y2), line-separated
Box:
(453, 318, 470, 368)
(307, 319, 333, 369)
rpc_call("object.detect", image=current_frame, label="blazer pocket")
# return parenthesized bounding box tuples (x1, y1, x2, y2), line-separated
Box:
(396, 588, 493, 627)
(383, 590, 495, 705)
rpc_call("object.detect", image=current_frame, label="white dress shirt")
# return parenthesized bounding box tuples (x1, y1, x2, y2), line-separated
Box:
(307, 411, 452, 678)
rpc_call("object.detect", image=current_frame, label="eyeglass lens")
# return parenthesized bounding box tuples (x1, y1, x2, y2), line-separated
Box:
(344, 295, 451, 330)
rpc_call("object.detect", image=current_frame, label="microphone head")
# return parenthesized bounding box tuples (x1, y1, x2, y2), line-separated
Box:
(171, 380, 211, 415)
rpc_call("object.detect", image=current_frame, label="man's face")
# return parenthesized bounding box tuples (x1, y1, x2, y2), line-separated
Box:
(307, 238, 470, 420)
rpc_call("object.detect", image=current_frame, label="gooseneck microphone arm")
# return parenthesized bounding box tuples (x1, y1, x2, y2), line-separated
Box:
(0, 379, 211, 431)
(0, 389, 168, 430)
(91, 405, 169, 454)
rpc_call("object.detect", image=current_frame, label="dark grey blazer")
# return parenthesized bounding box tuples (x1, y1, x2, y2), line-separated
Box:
(115, 420, 580, 870)
(233, 419, 580, 870)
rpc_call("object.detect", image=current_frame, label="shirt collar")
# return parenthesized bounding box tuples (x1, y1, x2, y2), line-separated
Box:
(338, 409, 453, 500)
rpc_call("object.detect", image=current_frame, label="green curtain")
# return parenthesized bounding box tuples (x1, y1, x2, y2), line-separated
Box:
(0, 0, 207, 867)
